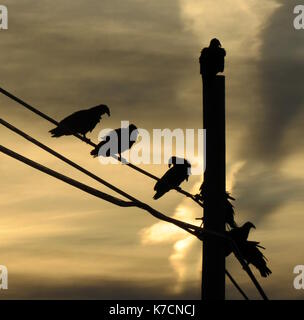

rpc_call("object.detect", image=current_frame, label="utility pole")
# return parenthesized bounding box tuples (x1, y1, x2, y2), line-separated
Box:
(200, 41, 226, 300)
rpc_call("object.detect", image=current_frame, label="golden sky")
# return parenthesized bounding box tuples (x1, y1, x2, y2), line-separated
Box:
(1, 0, 304, 299)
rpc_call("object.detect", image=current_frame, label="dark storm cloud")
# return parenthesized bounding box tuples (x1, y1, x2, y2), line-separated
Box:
(234, 1, 304, 221)
(1, 0, 199, 129)
(241, 0, 304, 163)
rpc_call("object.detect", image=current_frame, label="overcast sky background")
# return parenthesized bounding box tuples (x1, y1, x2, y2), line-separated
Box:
(1, 0, 304, 299)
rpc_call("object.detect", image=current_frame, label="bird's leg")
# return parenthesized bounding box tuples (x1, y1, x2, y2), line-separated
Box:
(196, 216, 205, 227)
(82, 134, 91, 144)
(242, 262, 250, 272)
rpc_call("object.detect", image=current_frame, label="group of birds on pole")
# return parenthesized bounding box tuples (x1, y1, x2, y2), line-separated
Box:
(195, 181, 271, 278)
(48, 41, 271, 278)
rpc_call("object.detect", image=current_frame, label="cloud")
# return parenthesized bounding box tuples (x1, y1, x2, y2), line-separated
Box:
(1, 0, 304, 300)
(0, 0, 200, 129)
(233, 1, 304, 224)
(1, 273, 199, 299)
(241, 0, 304, 164)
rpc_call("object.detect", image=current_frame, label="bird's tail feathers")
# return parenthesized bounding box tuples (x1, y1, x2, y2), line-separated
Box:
(49, 127, 63, 137)
(153, 192, 163, 200)
(260, 266, 272, 277)
(90, 148, 99, 158)
(248, 241, 266, 250)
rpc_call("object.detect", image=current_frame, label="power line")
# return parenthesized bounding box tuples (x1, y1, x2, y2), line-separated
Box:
(225, 270, 249, 300)
(0, 87, 269, 300)
(0, 145, 135, 208)
(0, 117, 139, 204)
(0, 144, 203, 237)
(1, 143, 250, 299)
(1, 118, 201, 236)
(229, 240, 269, 300)
(0, 86, 198, 203)
(0, 141, 265, 300)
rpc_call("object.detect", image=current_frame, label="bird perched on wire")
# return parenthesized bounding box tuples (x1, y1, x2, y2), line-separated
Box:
(90, 124, 138, 160)
(228, 221, 256, 243)
(195, 182, 237, 228)
(49, 104, 110, 138)
(225, 222, 272, 278)
(224, 222, 256, 256)
(153, 157, 191, 200)
(199, 38, 226, 79)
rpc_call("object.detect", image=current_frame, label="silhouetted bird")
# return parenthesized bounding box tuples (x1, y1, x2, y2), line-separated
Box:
(224, 222, 256, 256)
(196, 182, 237, 228)
(199, 38, 226, 79)
(49, 105, 110, 138)
(228, 221, 256, 243)
(90, 124, 138, 159)
(225, 222, 272, 277)
(240, 241, 272, 277)
(153, 157, 191, 200)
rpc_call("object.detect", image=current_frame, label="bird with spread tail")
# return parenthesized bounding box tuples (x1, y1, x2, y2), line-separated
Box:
(90, 124, 138, 159)
(49, 104, 110, 138)
(225, 222, 272, 278)
(153, 156, 191, 200)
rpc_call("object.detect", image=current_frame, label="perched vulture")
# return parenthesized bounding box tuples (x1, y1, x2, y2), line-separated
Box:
(153, 157, 191, 200)
(90, 124, 138, 159)
(197, 182, 237, 228)
(225, 222, 272, 278)
(228, 221, 256, 243)
(49, 105, 110, 138)
(224, 222, 256, 256)
(199, 38, 226, 79)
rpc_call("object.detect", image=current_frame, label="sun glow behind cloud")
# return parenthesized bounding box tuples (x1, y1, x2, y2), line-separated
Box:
(140, 180, 202, 294)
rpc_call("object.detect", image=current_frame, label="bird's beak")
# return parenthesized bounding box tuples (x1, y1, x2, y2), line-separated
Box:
(168, 163, 172, 168)
(107, 111, 110, 117)
(252, 224, 256, 229)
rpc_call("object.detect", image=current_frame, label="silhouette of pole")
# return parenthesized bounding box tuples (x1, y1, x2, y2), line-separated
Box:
(200, 54, 226, 298)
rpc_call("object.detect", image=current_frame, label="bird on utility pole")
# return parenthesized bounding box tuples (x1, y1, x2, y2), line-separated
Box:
(199, 38, 226, 79)
(225, 222, 272, 278)
(195, 182, 237, 228)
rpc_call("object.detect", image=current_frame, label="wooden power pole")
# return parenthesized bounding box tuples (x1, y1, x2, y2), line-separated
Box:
(201, 73, 226, 300)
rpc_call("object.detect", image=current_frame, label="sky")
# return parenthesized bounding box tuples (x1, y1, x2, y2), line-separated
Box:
(0, 0, 304, 299)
